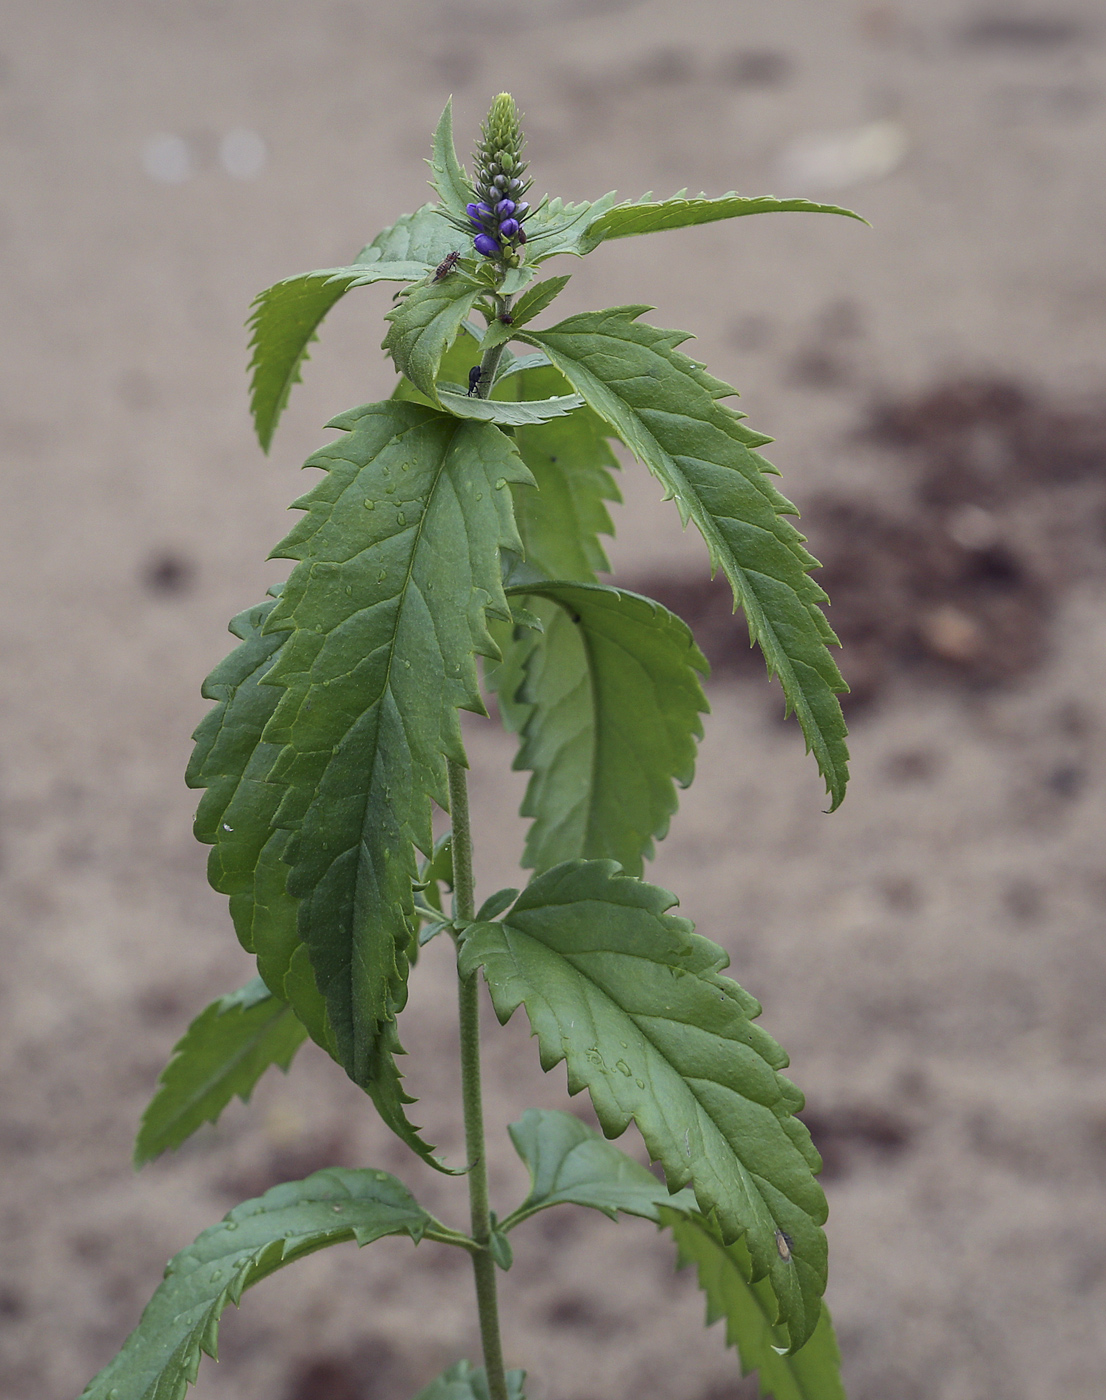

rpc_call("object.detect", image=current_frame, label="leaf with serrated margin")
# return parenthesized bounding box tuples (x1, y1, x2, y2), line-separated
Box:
(665, 1210, 847, 1400)
(427, 98, 472, 218)
(499, 583, 708, 877)
(262, 400, 532, 1087)
(523, 192, 619, 263)
(458, 859, 827, 1349)
(134, 979, 307, 1168)
(504, 1107, 696, 1225)
(520, 308, 849, 810)
(248, 205, 459, 452)
(383, 277, 485, 403)
(508, 274, 573, 328)
(416, 1359, 527, 1400)
(186, 597, 447, 1171)
(503, 1110, 843, 1396)
(492, 359, 621, 582)
(79, 1169, 432, 1400)
(187, 596, 288, 963)
(580, 191, 865, 253)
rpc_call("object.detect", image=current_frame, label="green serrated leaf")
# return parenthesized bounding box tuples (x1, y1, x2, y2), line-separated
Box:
(508, 275, 573, 329)
(521, 308, 849, 810)
(186, 597, 447, 1170)
(415, 1359, 526, 1400)
(492, 359, 621, 582)
(665, 1210, 847, 1400)
(248, 205, 461, 453)
(523, 192, 620, 262)
(436, 388, 584, 425)
(134, 979, 307, 1168)
(581, 191, 865, 252)
(261, 400, 532, 1087)
(504, 1107, 696, 1226)
(80, 1169, 432, 1400)
(383, 277, 485, 402)
(459, 859, 827, 1349)
(427, 98, 473, 217)
(498, 583, 708, 877)
(502, 1110, 843, 1395)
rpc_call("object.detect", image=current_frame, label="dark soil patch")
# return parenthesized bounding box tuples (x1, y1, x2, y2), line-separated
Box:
(632, 378, 1106, 708)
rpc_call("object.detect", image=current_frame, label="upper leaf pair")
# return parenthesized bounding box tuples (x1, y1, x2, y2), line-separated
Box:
(248, 98, 860, 454)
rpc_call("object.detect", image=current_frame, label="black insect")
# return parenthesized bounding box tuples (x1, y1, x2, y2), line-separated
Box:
(433, 251, 462, 281)
(498, 313, 513, 325)
(467, 365, 483, 397)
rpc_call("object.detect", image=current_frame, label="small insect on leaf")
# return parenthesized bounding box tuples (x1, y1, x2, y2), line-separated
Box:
(433, 251, 462, 281)
(468, 364, 483, 396)
(775, 1228, 793, 1261)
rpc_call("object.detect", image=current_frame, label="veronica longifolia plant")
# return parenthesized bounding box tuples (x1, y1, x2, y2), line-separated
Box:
(82, 95, 863, 1400)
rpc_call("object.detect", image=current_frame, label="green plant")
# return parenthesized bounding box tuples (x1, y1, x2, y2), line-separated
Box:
(82, 95, 861, 1400)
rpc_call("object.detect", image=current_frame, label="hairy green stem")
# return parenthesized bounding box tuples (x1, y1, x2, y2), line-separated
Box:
(475, 293, 514, 398)
(448, 757, 510, 1400)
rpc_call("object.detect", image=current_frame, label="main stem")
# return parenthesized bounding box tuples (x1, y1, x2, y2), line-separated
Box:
(448, 757, 510, 1400)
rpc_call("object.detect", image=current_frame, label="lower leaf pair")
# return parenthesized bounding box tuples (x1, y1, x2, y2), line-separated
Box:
(84, 1110, 842, 1400)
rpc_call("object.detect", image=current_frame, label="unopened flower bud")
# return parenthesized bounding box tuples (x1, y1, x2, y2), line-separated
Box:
(496, 199, 516, 218)
(473, 232, 500, 257)
(493, 174, 509, 191)
(498, 218, 520, 238)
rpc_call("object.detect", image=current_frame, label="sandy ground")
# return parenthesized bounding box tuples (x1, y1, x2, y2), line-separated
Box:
(2, 2, 1106, 1398)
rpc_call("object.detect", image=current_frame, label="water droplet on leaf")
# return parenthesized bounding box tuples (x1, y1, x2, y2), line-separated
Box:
(364, 499, 375, 510)
(615, 1060, 632, 1076)
(397, 511, 406, 525)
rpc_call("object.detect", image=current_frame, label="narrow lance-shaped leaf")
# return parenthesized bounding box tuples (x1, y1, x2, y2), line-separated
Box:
(248, 205, 460, 452)
(492, 357, 621, 583)
(664, 1211, 847, 1400)
(500, 582, 709, 877)
(134, 979, 307, 1168)
(502, 1110, 845, 1400)
(520, 308, 849, 809)
(522, 189, 861, 263)
(459, 860, 828, 1349)
(434, 389, 584, 426)
(426, 98, 473, 219)
(503, 1107, 696, 1226)
(186, 596, 450, 1171)
(581, 190, 865, 252)
(80, 1169, 433, 1400)
(262, 399, 532, 1086)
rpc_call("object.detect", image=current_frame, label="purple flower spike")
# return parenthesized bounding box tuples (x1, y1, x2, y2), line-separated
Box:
(496, 199, 516, 219)
(498, 218, 520, 239)
(473, 232, 500, 257)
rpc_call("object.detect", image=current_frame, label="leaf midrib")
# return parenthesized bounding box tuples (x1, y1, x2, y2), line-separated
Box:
(529, 328, 828, 765)
(495, 920, 807, 1219)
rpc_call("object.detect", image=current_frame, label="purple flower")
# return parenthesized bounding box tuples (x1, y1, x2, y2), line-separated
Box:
(473, 232, 500, 257)
(498, 218, 519, 239)
(466, 202, 482, 221)
(496, 199, 516, 219)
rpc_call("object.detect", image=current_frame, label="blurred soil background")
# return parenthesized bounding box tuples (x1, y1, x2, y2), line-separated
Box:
(2, 2, 1106, 1398)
